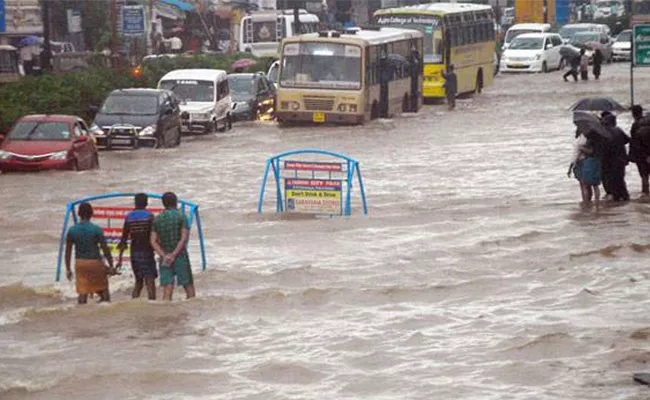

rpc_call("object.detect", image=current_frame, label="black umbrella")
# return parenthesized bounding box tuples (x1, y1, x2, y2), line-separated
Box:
(573, 111, 613, 140)
(559, 45, 580, 60)
(569, 97, 627, 112)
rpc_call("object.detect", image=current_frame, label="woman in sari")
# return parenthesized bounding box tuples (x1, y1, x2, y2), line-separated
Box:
(65, 202, 116, 304)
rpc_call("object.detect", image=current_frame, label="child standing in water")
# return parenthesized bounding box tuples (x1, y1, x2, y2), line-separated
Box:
(569, 128, 602, 209)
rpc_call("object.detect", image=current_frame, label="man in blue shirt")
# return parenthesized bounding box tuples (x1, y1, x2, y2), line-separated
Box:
(117, 193, 157, 300)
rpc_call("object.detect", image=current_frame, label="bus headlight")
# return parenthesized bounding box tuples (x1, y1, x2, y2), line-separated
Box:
(281, 101, 300, 110)
(337, 103, 357, 112)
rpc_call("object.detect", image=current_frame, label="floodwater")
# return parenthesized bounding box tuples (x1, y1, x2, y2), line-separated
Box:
(2, 64, 650, 400)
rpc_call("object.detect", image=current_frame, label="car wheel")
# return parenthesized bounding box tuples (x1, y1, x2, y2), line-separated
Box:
(541, 61, 548, 73)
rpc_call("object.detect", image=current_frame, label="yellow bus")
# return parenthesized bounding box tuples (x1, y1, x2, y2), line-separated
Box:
(275, 26, 424, 125)
(373, 3, 496, 99)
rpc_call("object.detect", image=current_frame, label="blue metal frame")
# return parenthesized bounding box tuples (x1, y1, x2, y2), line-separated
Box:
(55, 192, 207, 281)
(257, 149, 368, 216)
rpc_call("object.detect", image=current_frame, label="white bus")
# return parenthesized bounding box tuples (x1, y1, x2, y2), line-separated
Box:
(239, 9, 321, 58)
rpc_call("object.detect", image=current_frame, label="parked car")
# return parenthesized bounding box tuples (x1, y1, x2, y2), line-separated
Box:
(0, 114, 99, 172)
(612, 29, 631, 61)
(228, 72, 276, 121)
(568, 31, 613, 63)
(158, 69, 232, 134)
(90, 89, 182, 149)
(500, 33, 564, 73)
(559, 23, 610, 44)
(593, 0, 625, 20)
(502, 23, 552, 50)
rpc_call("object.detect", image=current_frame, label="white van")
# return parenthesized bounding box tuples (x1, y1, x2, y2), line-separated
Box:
(239, 9, 320, 58)
(502, 23, 552, 50)
(158, 69, 232, 134)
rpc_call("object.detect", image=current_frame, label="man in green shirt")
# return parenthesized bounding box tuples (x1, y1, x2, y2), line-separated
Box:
(150, 192, 195, 301)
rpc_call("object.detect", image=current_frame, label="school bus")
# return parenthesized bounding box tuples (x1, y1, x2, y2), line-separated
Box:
(373, 3, 496, 99)
(275, 26, 424, 125)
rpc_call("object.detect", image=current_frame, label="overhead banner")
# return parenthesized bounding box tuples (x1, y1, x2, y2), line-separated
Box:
(285, 179, 342, 215)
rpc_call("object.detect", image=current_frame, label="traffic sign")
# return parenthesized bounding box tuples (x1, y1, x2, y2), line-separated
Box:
(634, 24, 650, 66)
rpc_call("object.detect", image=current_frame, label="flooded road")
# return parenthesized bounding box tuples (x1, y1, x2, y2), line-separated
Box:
(3, 63, 650, 399)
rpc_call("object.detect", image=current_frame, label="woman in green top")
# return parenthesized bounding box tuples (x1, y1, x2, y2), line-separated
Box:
(65, 202, 116, 304)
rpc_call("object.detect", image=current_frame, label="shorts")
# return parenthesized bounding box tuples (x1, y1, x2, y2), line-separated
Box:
(574, 156, 601, 186)
(159, 255, 193, 286)
(130, 251, 158, 279)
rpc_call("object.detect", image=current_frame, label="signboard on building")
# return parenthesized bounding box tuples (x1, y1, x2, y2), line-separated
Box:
(3, 0, 42, 35)
(0, 0, 6, 33)
(66, 9, 81, 33)
(122, 5, 146, 36)
(634, 24, 650, 66)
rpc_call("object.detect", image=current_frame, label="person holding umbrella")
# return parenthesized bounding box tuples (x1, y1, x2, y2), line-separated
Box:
(569, 112, 609, 209)
(561, 46, 580, 82)
(601, 111, 630, 202)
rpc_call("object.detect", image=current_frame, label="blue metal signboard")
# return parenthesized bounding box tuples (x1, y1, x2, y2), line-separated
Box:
(258, 149, 368, 217)
(0, 0, 5, 34)
(122, 5, 146, 36)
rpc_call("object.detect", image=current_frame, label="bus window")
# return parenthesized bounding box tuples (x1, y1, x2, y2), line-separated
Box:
(432, 27, 444, 63)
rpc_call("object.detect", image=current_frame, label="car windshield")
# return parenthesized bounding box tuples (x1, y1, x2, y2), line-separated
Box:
(617, 31, 631, 42)
(228, 76, 254, 102)
(559, 26, 592, 39)
(7, 121, 71, 141)
(159, 80, 214, 102)
(571, 32, 599, 45)
(509, 37, 543, 50)
(100, 94, 158, 115)
(505, 29, 540, 43)
(280, 42, 362, 90)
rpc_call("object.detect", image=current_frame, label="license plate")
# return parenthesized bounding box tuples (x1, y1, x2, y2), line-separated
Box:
(510, 63, 524, 67)
(313, 112, 325, 123)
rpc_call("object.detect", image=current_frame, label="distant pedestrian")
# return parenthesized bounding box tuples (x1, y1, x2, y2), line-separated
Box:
(117, 193, 157, 300)
(563, 54, 579, 82)
(442, 64, 457, 110)
(629, 105, 650, 196)
(601, 111, 630, 201)
(65, 202, 116, 304)
(592, 49, 603, 80)
(150, 192, 195, 301)
(579, 49, 589, 81)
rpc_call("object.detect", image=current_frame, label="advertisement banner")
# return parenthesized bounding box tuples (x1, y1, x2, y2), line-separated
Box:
(284, 160, 343, 172)
(93, 206, 164, 265)
(122, 5, 146, 36)
(285, 179, 342, 215)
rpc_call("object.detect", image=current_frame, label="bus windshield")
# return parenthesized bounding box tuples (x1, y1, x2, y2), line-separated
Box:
(375, 14, 443, 63)
(280, 42, 362, 90)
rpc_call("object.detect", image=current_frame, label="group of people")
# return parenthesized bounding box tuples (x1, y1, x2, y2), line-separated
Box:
(64, 192, 195, 304)
(563, 48, 605, 82)
(569, 105, 650, 208)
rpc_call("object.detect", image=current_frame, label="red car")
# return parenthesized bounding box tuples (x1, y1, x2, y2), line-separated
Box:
(0, 115, 99, 172)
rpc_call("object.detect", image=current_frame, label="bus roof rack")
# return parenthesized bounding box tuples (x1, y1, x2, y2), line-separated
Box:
(342, 29, 357, 35)
(359, 24, 381, 31)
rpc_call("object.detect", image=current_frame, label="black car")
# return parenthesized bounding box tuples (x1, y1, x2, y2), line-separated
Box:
(228, 72, 276, 121)
(90, 89, 182, 149)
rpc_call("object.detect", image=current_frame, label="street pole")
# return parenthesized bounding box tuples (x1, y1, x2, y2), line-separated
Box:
(40, 0, 52, 72)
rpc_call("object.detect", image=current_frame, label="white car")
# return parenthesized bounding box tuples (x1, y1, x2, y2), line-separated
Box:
(612, 29, 631, 61)
(593, 0, 625, 19)
(500, 33, 564, 73)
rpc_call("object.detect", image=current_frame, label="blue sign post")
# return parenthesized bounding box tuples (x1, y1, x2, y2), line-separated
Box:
(258, 149, 368, 216)
(122, 5, 146, 36)
(0, 0, 6, 33)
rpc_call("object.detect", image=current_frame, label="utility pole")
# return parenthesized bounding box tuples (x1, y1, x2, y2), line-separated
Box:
(40, 0, 52, 72)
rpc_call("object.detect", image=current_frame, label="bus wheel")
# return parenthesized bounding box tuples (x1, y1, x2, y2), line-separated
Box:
(475, 71, 483, 94)
(371, 101, 379, 120)
(402, 94, 409, 113)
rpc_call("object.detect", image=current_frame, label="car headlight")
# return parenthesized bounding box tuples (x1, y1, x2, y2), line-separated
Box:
(49, 151, 69, 160)
(139, 125, 156, 137)
(0, 150, 12, 161)
(90, 123, 104, 135)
